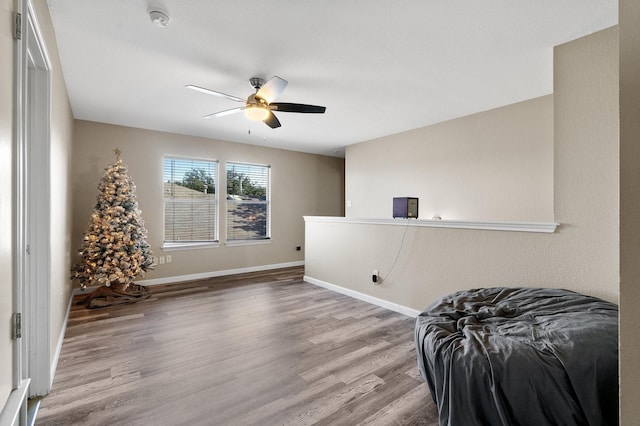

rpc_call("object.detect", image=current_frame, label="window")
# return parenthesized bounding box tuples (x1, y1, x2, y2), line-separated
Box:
(164, 157, 218, 245)
(226, 162, 270, 242)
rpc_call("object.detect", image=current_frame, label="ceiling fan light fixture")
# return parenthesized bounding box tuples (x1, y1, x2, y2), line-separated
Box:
(245, 104, 270, 122)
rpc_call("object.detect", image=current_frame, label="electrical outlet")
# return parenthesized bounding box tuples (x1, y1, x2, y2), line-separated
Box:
(166, 255, 172, 263)
(159, 256, 165, 264)
(153, 256, 158, 266)
(372, 269, 379, 284)
(296, 246, 301, 251)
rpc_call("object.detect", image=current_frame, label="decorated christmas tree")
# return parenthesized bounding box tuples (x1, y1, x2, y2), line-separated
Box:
(72, 149, 154, 307)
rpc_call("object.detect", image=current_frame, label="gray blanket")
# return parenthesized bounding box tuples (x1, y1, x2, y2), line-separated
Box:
(414, 287, 618, 426)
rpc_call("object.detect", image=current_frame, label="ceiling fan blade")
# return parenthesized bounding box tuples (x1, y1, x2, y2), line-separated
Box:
(263, 111, 281, 129)
(203, 106, 245, 119)
(269, 103, 326, 114)
(255, 76, 288, 104)
(186, 85, 245, 103)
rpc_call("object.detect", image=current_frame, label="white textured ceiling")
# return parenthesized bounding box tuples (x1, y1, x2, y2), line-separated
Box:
(46, 0, 617, 157)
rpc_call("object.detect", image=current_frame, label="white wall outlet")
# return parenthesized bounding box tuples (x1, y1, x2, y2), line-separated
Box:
(152, 256, 158, 266)
(159, 256, 165, 264)
(166, 255, 172, 263)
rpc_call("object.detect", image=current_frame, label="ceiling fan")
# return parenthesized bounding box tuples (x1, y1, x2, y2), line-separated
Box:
(186, 76, 326, 129)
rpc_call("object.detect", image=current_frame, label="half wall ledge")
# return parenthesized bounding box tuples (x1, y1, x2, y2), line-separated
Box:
(303, 216, 560, 233)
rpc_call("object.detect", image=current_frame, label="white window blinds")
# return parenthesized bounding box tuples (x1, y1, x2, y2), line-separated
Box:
(226, 162, 270, 241)
(164, 157, 218, 242)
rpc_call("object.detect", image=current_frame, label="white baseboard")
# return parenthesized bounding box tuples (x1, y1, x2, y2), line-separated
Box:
(51, 293, 74, 387)
(73, 261, 305, 295)
(303, 275, 422, 318)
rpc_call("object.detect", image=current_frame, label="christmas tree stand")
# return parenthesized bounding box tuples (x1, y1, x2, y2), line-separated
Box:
(79, 282, 150, 309)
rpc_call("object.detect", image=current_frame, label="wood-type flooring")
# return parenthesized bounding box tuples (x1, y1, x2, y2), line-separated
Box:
(35, 267, 439, 425)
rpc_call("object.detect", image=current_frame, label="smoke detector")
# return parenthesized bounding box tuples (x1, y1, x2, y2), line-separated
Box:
(149, 10, 170, 27)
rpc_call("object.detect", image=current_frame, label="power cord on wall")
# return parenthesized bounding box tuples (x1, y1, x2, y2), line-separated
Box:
(382, 218, 412, 282)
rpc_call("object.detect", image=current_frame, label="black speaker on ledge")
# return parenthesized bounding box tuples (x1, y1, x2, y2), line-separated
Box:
(393, 197, 418, 219)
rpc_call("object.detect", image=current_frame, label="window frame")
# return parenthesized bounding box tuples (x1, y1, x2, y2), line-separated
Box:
(162, 155, 220, 250)
(225, 161, 271, 245)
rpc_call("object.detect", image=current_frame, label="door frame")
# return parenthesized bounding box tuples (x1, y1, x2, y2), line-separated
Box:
(14, 0, 52, 402)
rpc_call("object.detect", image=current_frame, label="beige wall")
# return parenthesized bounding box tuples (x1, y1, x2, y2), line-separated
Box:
(0, 0, 15, 406)
(72, 120, 344, 282)
(552, 26, 619, 301)
(306, 27, 619, 308)
(619, 0, 640, 421)
(346, 95, 554, 222)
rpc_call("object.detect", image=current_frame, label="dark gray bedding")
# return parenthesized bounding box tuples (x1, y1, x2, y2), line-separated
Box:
(414, 287, 618, 426)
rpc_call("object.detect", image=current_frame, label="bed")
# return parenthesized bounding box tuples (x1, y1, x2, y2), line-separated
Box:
(414, 287, 618, 426)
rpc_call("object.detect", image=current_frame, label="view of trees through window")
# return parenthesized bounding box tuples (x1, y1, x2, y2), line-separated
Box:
(226, 162, 270, 241)
(182, 168, 215, 194)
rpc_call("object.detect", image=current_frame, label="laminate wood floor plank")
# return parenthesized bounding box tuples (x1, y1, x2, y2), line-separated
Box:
(314, 371, 425, 426)
(36, 267, 438, 425)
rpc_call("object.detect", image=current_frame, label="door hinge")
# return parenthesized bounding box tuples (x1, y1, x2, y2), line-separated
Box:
(14, 13, 22, 40)
(12, 313, 22, 339)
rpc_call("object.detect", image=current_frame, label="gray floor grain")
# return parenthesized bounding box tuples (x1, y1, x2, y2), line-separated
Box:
(35, 267, 438, 425)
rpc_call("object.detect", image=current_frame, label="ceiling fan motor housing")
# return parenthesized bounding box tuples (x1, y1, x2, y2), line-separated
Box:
(246, 93, 267, 106)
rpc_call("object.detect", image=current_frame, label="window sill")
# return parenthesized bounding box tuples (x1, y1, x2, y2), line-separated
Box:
(225, 239, 272, 247)
(162, 241, 220, 251)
